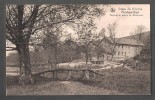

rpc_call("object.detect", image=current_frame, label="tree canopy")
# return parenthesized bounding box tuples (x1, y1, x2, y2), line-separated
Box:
(6, 4, 107, 84)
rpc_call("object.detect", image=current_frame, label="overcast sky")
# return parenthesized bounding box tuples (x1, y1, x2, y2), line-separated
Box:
(95, 4, 150, 38)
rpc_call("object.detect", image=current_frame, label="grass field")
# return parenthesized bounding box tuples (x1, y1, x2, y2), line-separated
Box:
(78, 69, 151, 95)
(6, 66, 151, 95)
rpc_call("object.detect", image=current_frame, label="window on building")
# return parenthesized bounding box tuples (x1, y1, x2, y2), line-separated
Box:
(118, 51, 120, 55)
(125, 52, 126, 56)
(122, 52, 123, 55)
(122, 45, 123, 49)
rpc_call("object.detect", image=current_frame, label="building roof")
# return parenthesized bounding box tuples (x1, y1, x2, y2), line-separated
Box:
(121, 31, 150, 43)
(106, 37, 144, 46)
(116, 31, 150, 46)
(117, 38, 144, 46)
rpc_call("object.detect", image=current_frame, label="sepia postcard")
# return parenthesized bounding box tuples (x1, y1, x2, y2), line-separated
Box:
(6, 4, 150, 95)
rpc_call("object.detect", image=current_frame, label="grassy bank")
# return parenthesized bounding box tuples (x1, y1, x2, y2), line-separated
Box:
(78, 68, 151, 95)
(6, 67, 150, 95)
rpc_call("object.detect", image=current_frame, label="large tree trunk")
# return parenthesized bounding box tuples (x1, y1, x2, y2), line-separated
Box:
(110, 49, 115, 61)
(16, 43, 33, 85)
(110, 54, 114, 61)
(53, 45, 58, 78)
(85, 51, 89, 65)
(54, 45, 58, 66)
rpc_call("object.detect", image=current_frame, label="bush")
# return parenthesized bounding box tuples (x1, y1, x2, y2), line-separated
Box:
(122, 57, 150, 71)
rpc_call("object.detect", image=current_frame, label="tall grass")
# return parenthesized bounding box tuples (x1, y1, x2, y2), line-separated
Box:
(78, 68, 150, 95)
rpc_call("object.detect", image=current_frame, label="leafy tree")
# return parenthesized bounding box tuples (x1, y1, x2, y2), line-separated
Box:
(42, 26, 63, 68)
(6, 5, 41, 84)
(131, 25, 146, 57)
(131, 25, 150, 67)
(91, 28, 106, 60)
(76, 20, 97, 64)
(6, 4, 106, 84)
(107, 22, 119, 60)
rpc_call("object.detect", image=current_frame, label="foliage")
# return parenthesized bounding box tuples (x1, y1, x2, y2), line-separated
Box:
(130, 25, 146, 55)
(6, 51, 48, 66)
(107, 22, 119, 60)
(6, 4, 106, 83)
(91, 28, 106, 59)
